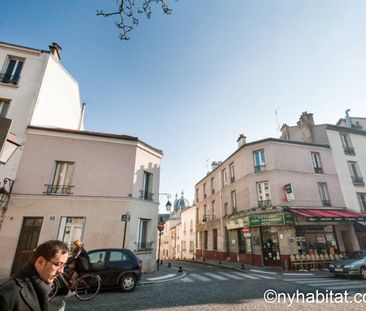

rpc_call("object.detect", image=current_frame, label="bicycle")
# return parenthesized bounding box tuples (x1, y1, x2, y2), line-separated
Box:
(49, 268, 101, 301)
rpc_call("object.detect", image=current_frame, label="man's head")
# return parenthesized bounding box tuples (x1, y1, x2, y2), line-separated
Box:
(29, 240, 69, 284)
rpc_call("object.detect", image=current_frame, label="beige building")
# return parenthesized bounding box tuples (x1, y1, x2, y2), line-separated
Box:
(180, 205, 196, 259)
(195, 123, 365, 268)
(0, 126, 163, 277)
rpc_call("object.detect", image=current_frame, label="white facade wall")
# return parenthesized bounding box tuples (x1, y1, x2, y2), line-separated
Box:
(327, 129, 366, 212)
(180, 206, 196, 259)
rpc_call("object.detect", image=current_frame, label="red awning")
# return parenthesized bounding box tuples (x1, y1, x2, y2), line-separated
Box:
(289, 208, 366, 222)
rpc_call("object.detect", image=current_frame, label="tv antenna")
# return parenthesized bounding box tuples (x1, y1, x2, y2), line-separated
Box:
(274, 107, 281, 136)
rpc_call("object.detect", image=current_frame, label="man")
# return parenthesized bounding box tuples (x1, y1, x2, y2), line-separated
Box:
(0, 240, 69, 311)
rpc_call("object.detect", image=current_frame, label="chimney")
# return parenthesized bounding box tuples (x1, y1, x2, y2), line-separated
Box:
(237, 134, 246, 149)
(280, 124, 290, 140)
(345, 109, 352, 128)
(297, 111, 314, 143)
(49, 42, 62, 61)
(211, 161, 221, 171)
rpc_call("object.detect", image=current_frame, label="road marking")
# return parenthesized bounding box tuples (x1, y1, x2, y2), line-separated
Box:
(180, 277, 194, 283)
(283, 278, 332, 282)
(255, 275, 275, 280)
(230, 272, 260, 280)
(217, 271, 246, 280)
(190, 273, 211, 282)
(283, 273, 314, 276)
(204, 272, 228, 281)
(249, 269, 277, 275)
(301, 281, 363, 286)
(327, 284, 366, 290)
(145, 273, 176, 281)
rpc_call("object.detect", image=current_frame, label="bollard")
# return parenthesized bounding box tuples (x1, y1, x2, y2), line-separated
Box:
(241, 264, 245, 270)
(178, 266, 183, 273)
(219, 260, 222, 264)
(203, 257, 206, 262)
(284, 259, 288, 272)
(160, 260, 163, 265)
(168, 262, 171, 268)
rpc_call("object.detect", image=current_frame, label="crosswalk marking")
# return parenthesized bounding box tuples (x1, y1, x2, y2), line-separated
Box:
(204, 272, 229, 281)
(306, 281, 365, 287)
(250, 269, 277, 275)
(256, 275, 275, 280)
(190, 273, 211, 282)
(217, 271, 246, 280)
(230, 271, 259, 280)
(327, 284, 366, 290)
(283, 278, 332, 282)
(180, 277, 194, 283)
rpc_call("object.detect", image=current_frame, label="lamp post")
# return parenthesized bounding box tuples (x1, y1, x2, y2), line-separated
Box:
(157, 214, 165, 271)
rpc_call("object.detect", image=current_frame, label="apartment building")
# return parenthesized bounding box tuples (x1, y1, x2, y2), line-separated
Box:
(195, 131, 365, 267)
(0, 126, 163, 276)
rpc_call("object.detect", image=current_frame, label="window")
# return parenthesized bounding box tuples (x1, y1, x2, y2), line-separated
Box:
(190, 219, 193, 232)
(89, 251, 107, 267)
(222, 169, 228, 187)
(141, 171, 153, 200)
(210, 177, 215, 194)
(47, 161, 74, 195)
(213, 229, 218, 250)
(203, 183, 207, 199)
(311, 152, 323, 174)
(204, 231, 208, 249)
(357, 193, 366, 212)
(183, 222, 186, 234)
(348, 161, 364, 185)
(203, 204, 207, 221)
(340, 133, 355, 155)
(253, 150, 266, 172)
(1, 56, 24, 85)
(318, 182, 331, 206)
(196, 188, 199, 202)
(137, 218, 152, 251)
(57, 217, 85, 248)
(231, 190, 237, 213)
(211, 200, 215, 219)
(257, 181, 271, 208)
(224, 202, 228, 216)
(0, 99, 10, 117)
(189, 241, 194, 252)
(109, 251, 130, 262)
(229, 163, 235, 183)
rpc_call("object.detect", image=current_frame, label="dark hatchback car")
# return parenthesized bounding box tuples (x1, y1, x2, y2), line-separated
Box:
(88, 248, 142, 292)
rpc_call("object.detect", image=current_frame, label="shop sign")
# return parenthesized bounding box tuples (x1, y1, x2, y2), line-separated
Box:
(249, 213, 294, 226)
(306, 217, 361, 222)
(243, 226, 250, 233)
(283, 183, 295, 201)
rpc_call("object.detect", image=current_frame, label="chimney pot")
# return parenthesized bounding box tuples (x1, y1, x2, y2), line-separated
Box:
(49, 42, 62, 61)
(237, 134, 246, 149)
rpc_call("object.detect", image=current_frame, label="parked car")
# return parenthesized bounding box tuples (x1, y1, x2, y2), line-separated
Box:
(329, 250, 366, 279)
(88, 248, 142, 292)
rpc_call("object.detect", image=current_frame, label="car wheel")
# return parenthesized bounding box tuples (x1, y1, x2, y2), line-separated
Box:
(361, 267, 366, 280)
(120, 274, 137, 292)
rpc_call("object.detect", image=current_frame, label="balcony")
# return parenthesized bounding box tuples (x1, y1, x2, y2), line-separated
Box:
(135, 241, 153, 252)
(254, 164, 266, 173)
(321, 200, 332, 207)
(45, 184, 73, 195)
(258, 200, 272, 209)
(344, 147, 355, 155)
(0, 73, 20, 85)
(139, 190, 154, 201)
(314, 167, 323, 174)
(352, 176, 365, 186)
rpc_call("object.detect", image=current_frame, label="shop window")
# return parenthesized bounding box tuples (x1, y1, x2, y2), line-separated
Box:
(296, 226, 338, 255)
(318, 182, 331, 207)
(237, 228, 246, 254)
(311, 152, 323, 174)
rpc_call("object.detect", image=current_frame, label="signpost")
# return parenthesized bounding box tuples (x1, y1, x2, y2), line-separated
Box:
(283, 183, 295, 202)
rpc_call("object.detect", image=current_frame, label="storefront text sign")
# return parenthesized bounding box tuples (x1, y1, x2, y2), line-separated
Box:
(249, 213, 294, 226)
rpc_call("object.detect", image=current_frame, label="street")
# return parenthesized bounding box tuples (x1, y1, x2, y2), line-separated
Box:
(50, 261, 366, 310)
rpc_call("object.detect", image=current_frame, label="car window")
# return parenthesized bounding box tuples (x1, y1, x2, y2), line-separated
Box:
(344, 251, 366, 259)
(89, 251, 107, 264)
(109, 251, 130, 262)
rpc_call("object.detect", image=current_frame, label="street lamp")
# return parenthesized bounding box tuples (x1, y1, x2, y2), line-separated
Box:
(159, 193, 172, 213)
(157, 214, 165, 271)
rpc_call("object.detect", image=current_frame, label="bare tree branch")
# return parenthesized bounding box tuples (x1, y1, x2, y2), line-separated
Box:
(97, 0, 173, 40)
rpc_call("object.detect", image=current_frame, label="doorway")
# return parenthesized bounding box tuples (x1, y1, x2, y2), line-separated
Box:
(261, 227, 281, 266)
(11, 217, 43, 275)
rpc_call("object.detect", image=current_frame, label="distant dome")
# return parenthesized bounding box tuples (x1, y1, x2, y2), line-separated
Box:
(172, 191, 190, 214)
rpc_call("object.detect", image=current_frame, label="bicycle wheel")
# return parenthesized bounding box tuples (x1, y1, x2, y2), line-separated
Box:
(49, 278, 60, 301)
(74, 273, 101, 301)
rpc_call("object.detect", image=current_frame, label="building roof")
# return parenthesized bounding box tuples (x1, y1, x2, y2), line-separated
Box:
(0, 41, 49, 54)
(28, 126, 163, 156)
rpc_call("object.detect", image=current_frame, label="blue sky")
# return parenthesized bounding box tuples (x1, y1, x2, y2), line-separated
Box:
(1, 0, 366, 211)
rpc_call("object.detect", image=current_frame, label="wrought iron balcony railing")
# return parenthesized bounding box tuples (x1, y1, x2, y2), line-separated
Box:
(139, 190, 154, 201)
(254, 164, 266, 173)
(321, 200, 331, 207)
(352, 176, 365, 186)
(44, 184, 73, 195)
(258, 200, 272, 208)
(0, 73, 20, 85)
(344, 147, 355, 155)
(135, 241, 153, 251)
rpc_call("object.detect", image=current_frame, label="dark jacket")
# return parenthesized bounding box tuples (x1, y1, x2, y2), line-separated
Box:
(73, 247, 90, 274)
(0, 263, 50, 311)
